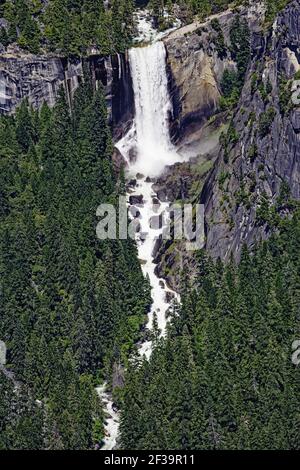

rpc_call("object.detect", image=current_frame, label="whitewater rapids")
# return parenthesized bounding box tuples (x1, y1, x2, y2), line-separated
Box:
(100, 38, 184, 451)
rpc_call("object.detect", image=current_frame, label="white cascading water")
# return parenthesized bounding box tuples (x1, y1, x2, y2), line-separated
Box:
(118, 42, 179, 177)
(99, 38, 181, 451)
(96, 383, 119, 450)
(119, 40, 181, 358)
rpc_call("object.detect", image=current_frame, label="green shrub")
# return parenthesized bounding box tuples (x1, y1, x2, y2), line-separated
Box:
(221, 69, 239, 97)
(211, 18, 227, 58)
(218, 171, 229, 187)
(0, 26, 9, 47)
(265, 0, 290, 24)
(258, 79, 273, 102)
(218, 17, 251, 111)
(227, 122, 240, 144)
(248, 144, 258, 162)
(230, 17, 251, 82)
(251, 72, 259, 93)
(258, 107, 276, 137)
(279, 77, 292, 115)
(294, 70, 300, 80)
(256, 195, 270, 224)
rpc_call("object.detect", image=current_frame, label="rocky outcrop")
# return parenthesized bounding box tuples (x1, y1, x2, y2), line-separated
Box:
(164, 9, 235, 147)
(152, 154, 214, 203)
(0, 47, 134, 139)
(164, 2, 265, 149)
(152, 149, 218, 291)
(202, 0, 300, 261)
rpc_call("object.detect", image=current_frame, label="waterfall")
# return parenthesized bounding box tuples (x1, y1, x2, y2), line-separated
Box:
(123, 41, 180, 354)
(100, 39, 181, 451)
(117, 42, 179, 176)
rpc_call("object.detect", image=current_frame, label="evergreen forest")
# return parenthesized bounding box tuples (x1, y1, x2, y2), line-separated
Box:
(0, 76, 151, 449)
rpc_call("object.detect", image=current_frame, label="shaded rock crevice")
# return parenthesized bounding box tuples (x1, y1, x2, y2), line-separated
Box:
(0, 50, 134, 140)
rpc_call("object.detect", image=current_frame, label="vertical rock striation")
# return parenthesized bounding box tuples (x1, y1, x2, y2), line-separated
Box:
(0, 49, 134, 139)
(202, 0, 300, 261)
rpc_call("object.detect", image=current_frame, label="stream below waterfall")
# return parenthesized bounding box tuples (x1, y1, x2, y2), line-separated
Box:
(98, 16, 185, 451)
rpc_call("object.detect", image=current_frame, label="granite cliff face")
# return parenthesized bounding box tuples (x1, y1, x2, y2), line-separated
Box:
(152, 1, 300, 289)
(0, 48, 134, 139)
(202, 0, 300, 261)
(164, 9, 234, 147)
(164, 4, 263, 150)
